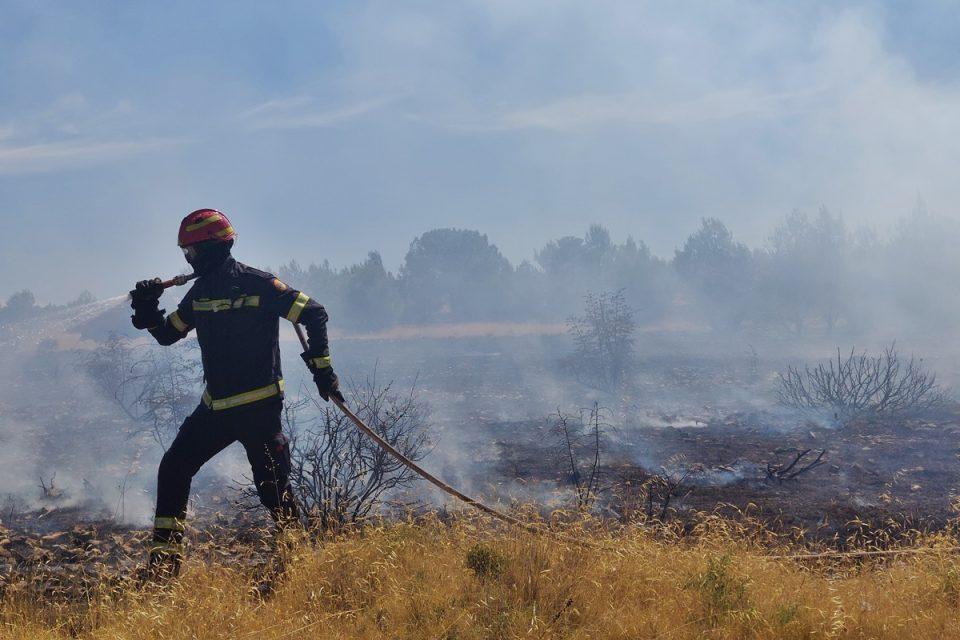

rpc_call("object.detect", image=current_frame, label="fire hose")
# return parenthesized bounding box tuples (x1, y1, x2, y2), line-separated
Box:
(158, 274, 598, 549)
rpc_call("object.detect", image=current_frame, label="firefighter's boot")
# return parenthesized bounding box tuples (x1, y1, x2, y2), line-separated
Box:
(147, 517, 185, 580)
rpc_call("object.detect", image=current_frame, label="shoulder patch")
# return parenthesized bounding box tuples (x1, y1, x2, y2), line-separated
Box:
(272, 278, 288, 292)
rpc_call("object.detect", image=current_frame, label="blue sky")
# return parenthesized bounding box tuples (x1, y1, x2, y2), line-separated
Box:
(1, 1, 959, 302)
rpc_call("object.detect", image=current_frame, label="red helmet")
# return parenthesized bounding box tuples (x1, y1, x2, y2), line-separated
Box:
(177, 209, 237, 247)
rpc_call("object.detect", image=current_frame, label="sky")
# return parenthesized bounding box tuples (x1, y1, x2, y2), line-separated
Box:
(1, 0, 959, 303)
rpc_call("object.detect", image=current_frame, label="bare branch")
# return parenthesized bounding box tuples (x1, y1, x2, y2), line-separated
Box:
(549, 403, 608, 511)
(766, 448, 826, 484)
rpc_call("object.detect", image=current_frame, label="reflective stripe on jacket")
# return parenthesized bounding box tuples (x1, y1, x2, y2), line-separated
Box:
(149, 258, 328, 403)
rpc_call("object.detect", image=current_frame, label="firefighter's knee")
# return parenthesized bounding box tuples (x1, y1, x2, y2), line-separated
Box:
(158, 447, 194, 482)
(157, 452, 177, 483)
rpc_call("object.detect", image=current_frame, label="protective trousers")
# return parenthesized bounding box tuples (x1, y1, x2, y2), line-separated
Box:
(150, 397, 299, 563)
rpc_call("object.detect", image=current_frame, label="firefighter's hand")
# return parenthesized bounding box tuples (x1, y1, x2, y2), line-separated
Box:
(130, 279, 164, 330)
(131, 278, 164, 302)
(313, 367, 344, 403)
(301, 352, 345, 403)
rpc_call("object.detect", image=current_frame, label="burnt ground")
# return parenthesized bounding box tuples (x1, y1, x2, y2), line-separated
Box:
(0, 504, 280, 600)
(5, 404, 960, 597)
(481, 407, 960, 543)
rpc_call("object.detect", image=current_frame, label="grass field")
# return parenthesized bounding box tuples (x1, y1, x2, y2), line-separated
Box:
(7, 515, 960, 639)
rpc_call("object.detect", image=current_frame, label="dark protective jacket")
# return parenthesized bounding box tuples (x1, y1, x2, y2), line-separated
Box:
(148, 257, 328, 409)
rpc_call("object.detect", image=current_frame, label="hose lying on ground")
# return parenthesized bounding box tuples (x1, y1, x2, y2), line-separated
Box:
(294, 324, 601, 549)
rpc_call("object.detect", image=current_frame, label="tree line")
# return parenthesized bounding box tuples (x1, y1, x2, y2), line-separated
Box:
(4, 206, 957, 338)
(277, 206, 960, 337)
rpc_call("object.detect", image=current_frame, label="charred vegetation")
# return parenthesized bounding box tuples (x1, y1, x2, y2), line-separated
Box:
(273, 376, 430, 531)
(777, 343, 951, 425)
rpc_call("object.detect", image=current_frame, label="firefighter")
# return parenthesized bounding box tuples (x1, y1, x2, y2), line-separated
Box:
(129, 209, 343, 575)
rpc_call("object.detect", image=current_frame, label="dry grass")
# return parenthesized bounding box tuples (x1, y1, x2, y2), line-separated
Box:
(6, 514, 960, 639)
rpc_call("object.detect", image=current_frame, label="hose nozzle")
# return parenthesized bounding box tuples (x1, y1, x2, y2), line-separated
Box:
(162, 273, 199, 289)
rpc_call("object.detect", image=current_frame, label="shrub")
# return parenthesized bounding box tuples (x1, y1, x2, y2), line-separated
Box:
(465, 543, 506, 581)
(777, 343, 950, 424)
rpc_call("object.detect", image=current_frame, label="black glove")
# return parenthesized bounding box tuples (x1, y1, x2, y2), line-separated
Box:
(301, 352, 344, 403)
(130, 278, 165, 302)
(130, 278, 165, 330)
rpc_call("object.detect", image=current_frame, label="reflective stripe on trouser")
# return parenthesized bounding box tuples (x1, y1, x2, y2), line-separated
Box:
(202, 379, 285, 411)
(154, 516, 185, 532)
(151, 516, 185, 558)
(147, 540, 183, 555)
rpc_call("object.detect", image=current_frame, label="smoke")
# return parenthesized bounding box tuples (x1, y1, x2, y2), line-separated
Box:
(0, 255, 956, 525)
(0, 297, 158, 523)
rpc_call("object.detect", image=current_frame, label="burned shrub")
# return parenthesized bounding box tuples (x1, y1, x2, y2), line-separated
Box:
(125, 343, 203, 449)
(285, 376, 430, 531)
(549, 403, 608, 511)
(777, 343, 950, 424)
(39, 473, 66, 502)
(84, 334, 202, 449)
(83, 332, 136, 411)
(613, 458, 699, 523)
(641, 463, 698, 522)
